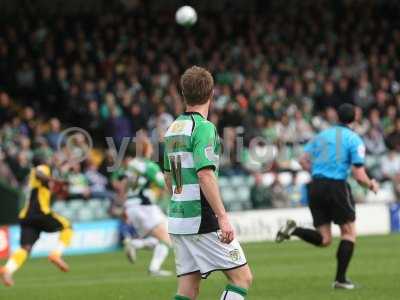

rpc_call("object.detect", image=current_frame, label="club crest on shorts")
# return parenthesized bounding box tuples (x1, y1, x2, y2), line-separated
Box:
(228, 249, 241, 262)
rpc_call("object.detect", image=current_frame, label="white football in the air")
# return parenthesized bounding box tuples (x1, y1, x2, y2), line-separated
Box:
(175, 6, 197, 27)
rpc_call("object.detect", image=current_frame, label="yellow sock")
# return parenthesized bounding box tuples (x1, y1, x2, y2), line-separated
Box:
(60, 228, 73, 246)
(5, 248, 28, 274)
(50, 228, 73, 257)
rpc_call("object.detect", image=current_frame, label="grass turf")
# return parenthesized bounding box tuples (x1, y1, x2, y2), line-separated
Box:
(1, 234, 399, 300)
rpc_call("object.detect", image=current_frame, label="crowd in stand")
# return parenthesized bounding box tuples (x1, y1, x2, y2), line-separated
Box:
(1, 0, 400, 209)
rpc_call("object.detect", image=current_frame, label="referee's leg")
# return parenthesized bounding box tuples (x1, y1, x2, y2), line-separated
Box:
(290, 223, 332, 247)
(277, 180, 333, 247)
(335, 222, 356, 284)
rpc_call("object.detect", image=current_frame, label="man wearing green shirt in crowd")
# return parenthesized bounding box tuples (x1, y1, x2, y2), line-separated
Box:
(164, 66, 253, 300)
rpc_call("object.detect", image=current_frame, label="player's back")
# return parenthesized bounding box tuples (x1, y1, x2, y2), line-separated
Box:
(305, 125, 365, 180)
(126, 157, 165, 205)
(164, 113, 203, 197)
(164, 112, 220, 235)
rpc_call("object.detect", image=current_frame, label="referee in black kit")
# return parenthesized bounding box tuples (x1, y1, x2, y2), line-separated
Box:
(276, 103, 379, 289)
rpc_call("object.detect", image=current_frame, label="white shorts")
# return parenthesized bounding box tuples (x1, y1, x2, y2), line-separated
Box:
(125, 204, 165, 237)
(170, 232, 247, 279)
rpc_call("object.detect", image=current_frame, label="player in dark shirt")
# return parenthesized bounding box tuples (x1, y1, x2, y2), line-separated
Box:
(1, 156, 73, 287)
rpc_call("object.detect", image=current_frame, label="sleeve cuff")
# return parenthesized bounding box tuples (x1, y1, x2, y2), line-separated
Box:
(196, 165, 216, 173)
(352, 163, 364, 167)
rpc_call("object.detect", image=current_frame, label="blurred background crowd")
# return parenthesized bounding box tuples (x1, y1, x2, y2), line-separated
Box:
(1, 0, 400, 216)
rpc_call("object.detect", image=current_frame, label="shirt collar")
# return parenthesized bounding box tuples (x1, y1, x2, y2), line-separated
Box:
(336, 123, 350, 129)
(183, 111, 205, 118)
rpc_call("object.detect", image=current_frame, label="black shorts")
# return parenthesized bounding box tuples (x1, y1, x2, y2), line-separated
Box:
(308, 179, 356, 227)
(19, 213, 71, 246)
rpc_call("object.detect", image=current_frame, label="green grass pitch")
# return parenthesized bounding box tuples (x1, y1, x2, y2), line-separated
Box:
(1, 235, 399, 300)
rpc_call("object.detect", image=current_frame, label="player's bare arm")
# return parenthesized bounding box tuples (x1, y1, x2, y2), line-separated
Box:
(352, 166, 379, 193)
(197, 168, 234, 244)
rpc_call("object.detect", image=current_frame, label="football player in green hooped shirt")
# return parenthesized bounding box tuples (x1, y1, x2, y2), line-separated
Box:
(117, 136, 172, 276)
(164, 66, 253, 300)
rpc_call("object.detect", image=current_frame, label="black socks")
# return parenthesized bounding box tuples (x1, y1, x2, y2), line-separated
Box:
(292, 228, 355, 282)
(335, 240, 354, 282)
(292, 227, 323, 246)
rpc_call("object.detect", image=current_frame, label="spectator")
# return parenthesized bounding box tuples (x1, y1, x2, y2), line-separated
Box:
(292, 110, 314, 143)
(1, 1, 400, 211)
(0, 92, 14, 126)
(364, 128, 386, 156)
(381, 151, 400, 181)
(84, 160, 113, 200)
(67, 163, 90, 199)
(270, 176, 290, 208)
(105, 106, 132, 148)
(386, 118, 400, 152)
(130, 103, 147, 134)
(46, 118, 62, 150)
(249, 173, 272, 209)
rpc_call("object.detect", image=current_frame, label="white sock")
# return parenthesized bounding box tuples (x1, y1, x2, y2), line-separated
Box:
(52, 242, 66, 256)
(149, 242, 169, 272)
(130, 238, 144, 248)
(131, 237, 158, 249)
(220, 285, 247, 300)
(143, 237, 159, 249)
(4, 260, 18, 274)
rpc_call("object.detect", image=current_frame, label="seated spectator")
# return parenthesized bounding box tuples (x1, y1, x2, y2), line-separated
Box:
(364, 128, 386, 155)
(250, 173, 272, 209)
(7, 151, 31, 185)
(293, 110, 314, 143)
(32, 137, 53, 162)
(275, 113, 297, 144)
(381, 151, 400, 181)
(353, 106, 369, 136)
(0, 92, 15, 126)
(105, 106, 132, 148)
(286, 172, 308, 207)
(84, 160, 114, 200)
(270, 175, 290, 208)
(386, 118, 400, 152)
(46, 118, 62, 150)
(67, 163, 90, 199)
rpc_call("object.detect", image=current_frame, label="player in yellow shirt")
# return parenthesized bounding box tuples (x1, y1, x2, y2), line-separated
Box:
(0, 156, 73, 287)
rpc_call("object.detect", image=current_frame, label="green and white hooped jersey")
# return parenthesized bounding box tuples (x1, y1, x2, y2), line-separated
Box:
(164, 112, 221, 234)
(125, 158, 165, 206)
